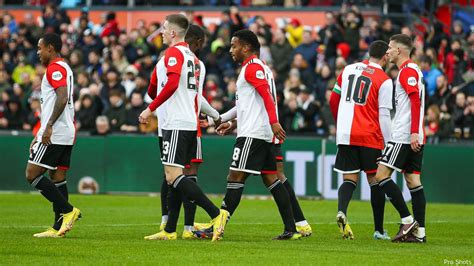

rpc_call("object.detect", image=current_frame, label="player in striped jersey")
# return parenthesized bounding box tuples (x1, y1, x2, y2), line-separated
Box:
(145, 24, 221, 239)
(329, 41, 393, 240)
(375, 34, 425, 243)
(211, 30, 301, 240)
(208, 62, 312, 237)
(139, 14, 228, 242)
(27, 33, 81, 238)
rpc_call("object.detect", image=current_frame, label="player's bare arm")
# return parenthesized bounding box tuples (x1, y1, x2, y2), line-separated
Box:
(42, 86, 68, 145)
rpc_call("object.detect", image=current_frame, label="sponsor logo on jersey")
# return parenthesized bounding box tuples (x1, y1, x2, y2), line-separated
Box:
(168, 57, 177, 66)
(256, 70, 264, 79)
(52, 71, 63, 81)
(407, 77, 417, 86)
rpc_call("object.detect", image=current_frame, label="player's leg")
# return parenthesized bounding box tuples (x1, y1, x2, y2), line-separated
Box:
(334, 145, 361, 239)
(376, 142, 418, 242)
(48, 168, 69, 232)
(181, 136, 203, 237)
(221, 169, 249, 217)
(275, 145, 312, 237)
(404, 147, 426, 242)
(27, 143, 80, 237)
(361, 147, 389, 240)
(161, 130, 226, 241)
(158, 136, 168, 230)
(261, 143, 300, 240)
(367, 173, 389, 240)
(181, 161, 200, 238)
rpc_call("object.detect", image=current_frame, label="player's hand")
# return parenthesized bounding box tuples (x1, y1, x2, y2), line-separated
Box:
(42, 125, 52, 145)
(213, 116, 222, 128)
(271, 123, 286, 142)
(410, 133, 422, 152)
(199, 119, 209, 128)
(139, 108, 152, 124)
(216, 121, 232, 136)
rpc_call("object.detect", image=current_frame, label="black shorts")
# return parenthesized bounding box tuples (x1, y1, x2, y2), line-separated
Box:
(334, 145, 381, 174)
(161, 129, 197, 168)
(378, 141, 424, 174)
(158, 136, 163, 156)
(229, 137, 277, 175)
(190, 136, 203, 164)
(275, 144, 284, 162)
(28, 141, 73, 170)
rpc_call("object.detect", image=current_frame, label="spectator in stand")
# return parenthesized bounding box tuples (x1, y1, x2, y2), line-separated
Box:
(91, 115, 110, 136)
(100, 12, 120, 38)
(453, 92, 467, 138)
(294, 28, 318, 70)
(76, 93, 100, 131)
(0, 97, 24, 129)
(420, 55, 443, 97)
(270, 28, 293, 84)
(105, 90, 126, 132)
(429, 74, 454, 109)
(463, 96, 474, 139)
(23, 97, 41, 135)
(319, 11, 342, 68)
(121, 90, 145, 133)
(379, 18, 398, 44)
(285, 18, 304, 48)
(100, 69, 126, 103)
(337, 4, 363, 62)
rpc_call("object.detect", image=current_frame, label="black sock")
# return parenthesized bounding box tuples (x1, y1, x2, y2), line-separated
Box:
(164, 185, 182, 233)
(221, 182, 245, 216)
(338, 180, 357, 215)
(282, 178, 306, 222)
(52, 180, 69, 230)
(379, 178, 410, 218)
(183, 175, 198, 227)
(370, 182, 385, 233)
(172, 175, 220, 219)
(31, 175, 73, 214)
(268, 180, 297, 232)
(410, 185, 426, 227)
(160, 177, 168, 218)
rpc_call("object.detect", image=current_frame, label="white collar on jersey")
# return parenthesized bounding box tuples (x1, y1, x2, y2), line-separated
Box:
(367, 61, 383, 70)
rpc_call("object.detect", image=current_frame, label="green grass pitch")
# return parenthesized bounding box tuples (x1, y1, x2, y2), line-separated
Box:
(0, 194, 473, 265)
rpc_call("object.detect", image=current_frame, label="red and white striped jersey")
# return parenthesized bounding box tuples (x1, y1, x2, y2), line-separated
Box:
(334, 61, 393, 150)
(392, 60, 425, 144)
(261, 63, 281, 144)
(151, 55, 205, 136)
(37, 58, 75, 145)
(236, 56, 276, 143)
(159, 42, 201, 131)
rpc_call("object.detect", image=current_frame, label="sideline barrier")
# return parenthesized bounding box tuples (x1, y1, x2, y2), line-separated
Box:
(0, 135, 472, 203)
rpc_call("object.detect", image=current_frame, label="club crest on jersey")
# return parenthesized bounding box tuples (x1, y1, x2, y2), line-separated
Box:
(256, 70, 264, 80)
(168, 57, 177, 66)
(407, 77, 417, 86)
(52, 71, 63, 81)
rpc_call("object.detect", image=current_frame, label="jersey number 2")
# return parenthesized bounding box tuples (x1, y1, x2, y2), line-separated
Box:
(187, 60, 197, 92)
(346, 74, 372, 105)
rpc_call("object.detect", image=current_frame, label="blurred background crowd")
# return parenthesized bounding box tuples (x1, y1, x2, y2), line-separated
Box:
(0, 1, 473, 142)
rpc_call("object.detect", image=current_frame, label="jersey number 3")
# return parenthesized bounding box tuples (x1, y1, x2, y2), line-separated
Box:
(346, 74, 372, 105)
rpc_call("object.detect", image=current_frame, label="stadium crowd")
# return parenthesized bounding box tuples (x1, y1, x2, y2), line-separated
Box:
(0, 3, 473, 141)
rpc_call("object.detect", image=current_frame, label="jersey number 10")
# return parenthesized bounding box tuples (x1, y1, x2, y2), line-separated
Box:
(346, 74, 372, 105)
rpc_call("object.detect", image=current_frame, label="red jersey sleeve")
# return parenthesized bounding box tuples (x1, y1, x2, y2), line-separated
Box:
(164, 47, 184, 75)
(245, 63, 278, 124)
(244, 63, 269, 88)
(46, 63, 67, 89)
(399, 67, 421, 133)
(147, 67, 158, 99)
(398, 68, 419, 95)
